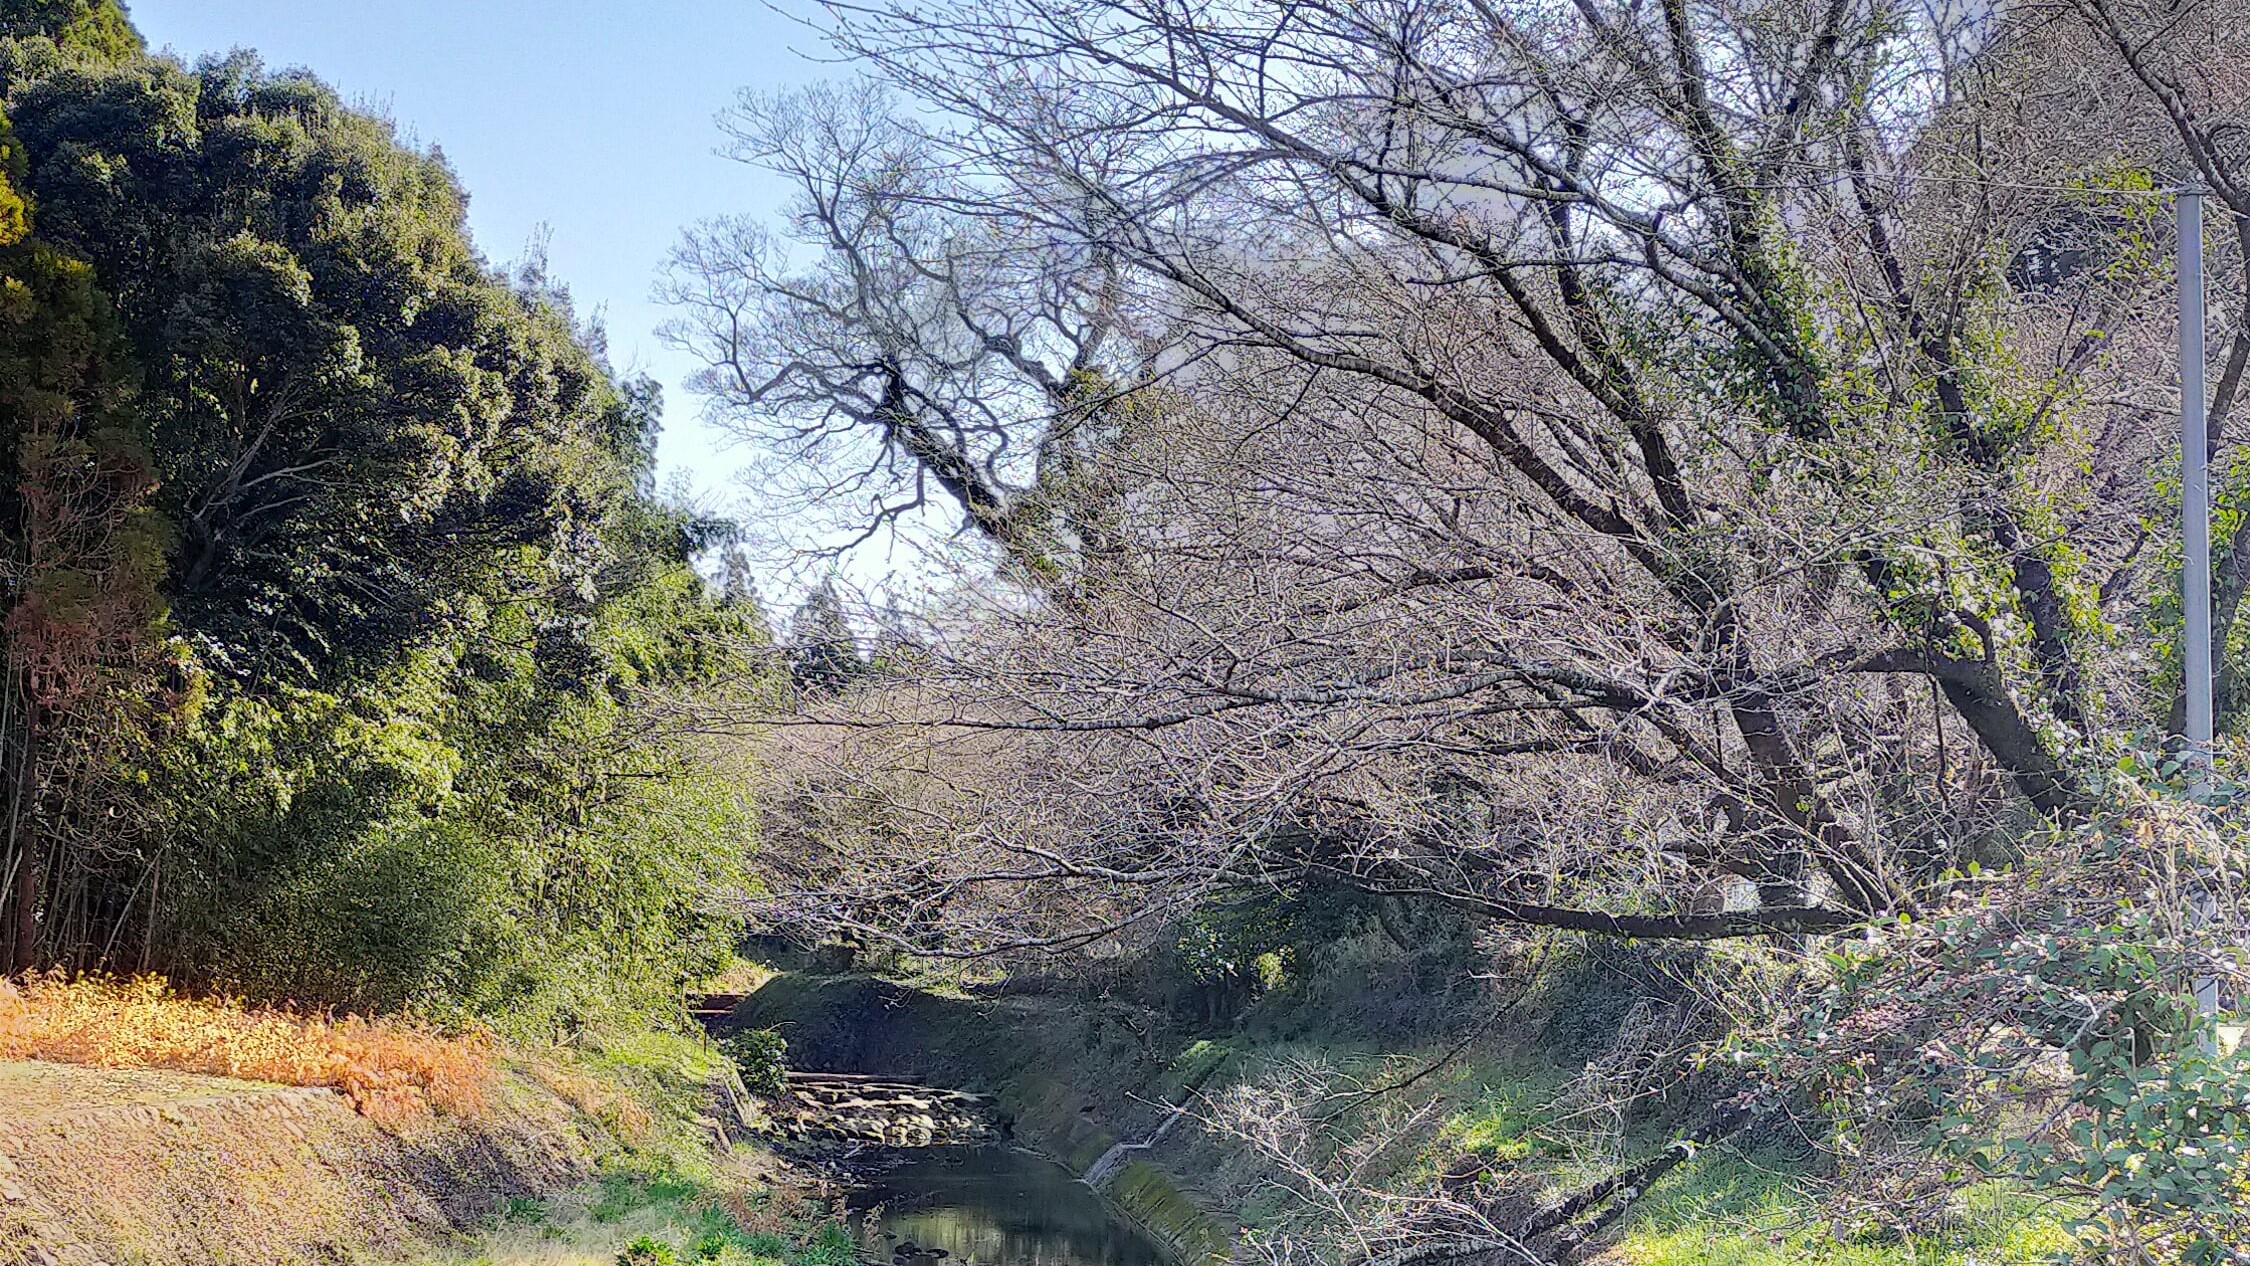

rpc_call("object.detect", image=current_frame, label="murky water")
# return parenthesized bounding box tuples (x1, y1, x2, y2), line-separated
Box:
(845, 1146, 1176, 1266)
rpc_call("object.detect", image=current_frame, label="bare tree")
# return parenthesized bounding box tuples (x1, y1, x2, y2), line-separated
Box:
(669, 0, 2250, 1257)
(2049, 0, 2250, 723)
(662, 81, 1147, 581)
(682, 0, 2225, 945)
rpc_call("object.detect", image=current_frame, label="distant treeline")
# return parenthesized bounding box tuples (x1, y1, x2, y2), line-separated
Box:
(0, 1, 767, 1032)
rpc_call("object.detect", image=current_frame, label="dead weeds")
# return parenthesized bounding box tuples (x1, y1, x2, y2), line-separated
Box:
(0, 973, 496, 1124)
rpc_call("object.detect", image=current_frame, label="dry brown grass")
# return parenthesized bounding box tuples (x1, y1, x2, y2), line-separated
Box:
(525, 1060, 655, 1141)
(701, 957, 780, 996)
(0, 973, 497, 1124)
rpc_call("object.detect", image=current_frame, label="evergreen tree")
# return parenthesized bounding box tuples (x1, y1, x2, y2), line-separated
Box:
(0, 96, 165, 974)
(0, 0, 139, 59)
(0, 13, 771, 1027)
(789, 580, 862, 695)
(718, 543, 760, 609)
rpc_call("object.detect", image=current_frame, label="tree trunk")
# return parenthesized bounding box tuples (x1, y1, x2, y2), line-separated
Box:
(1935, 666, 2086, 821)
(3, 699, 40, 975)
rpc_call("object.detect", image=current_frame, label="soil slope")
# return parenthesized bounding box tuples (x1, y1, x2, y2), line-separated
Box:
(0, 1060, 608, 1266)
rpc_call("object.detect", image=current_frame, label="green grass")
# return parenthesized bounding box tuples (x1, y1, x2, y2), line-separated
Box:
(1156, 1038, 1235, 1100)
(576, 1028, 730, 1105)
(1611, 1153, 2080, 1265)
(590, 1167, 706, 1222)
(1440, 1063, 1571, 1164)
(1335, 1051, 2080, 1266)
(571, 1028, 746, 1187)
(415, 1157, 852, 1266)
(412, 1026, 864, 1266)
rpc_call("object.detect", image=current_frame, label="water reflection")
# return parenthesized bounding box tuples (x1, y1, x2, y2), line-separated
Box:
(845, 1146, 1175, 1266)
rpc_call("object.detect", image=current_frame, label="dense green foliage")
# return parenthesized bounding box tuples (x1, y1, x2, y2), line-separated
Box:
(0, 2, 767, 1032)
(0, 0, 135, 60)
(715, 1027, 787, 1097)
(1763, 757, 2250, 1260)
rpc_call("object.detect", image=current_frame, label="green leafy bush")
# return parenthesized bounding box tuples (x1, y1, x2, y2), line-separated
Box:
(1765, 752, 2250, 1261)
(618, 1237, 679, 1266)
(718, 1028, 789, 1097)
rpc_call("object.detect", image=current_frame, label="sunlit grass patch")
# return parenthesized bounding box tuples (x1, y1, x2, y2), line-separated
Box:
(700, 957, 780, 997)
(1609, 1154, 2080, 1266)
(529, 1027, 739, 1157)
(421, 1154, 845, 1266)
(1441, 1065, 1571, 1164)
(0, 972, 495, 1123)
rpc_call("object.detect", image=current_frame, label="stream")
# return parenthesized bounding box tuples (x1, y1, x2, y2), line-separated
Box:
(843, 1145, 1177, 1266)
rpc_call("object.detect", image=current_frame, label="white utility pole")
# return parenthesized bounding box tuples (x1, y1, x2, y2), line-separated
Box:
(2181, 185, 2222, 1033)
(2183, 186, 2214, 750)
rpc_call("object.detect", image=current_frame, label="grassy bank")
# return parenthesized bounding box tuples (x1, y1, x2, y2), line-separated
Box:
(736, 957, 2083, 1266)
(0, 974, 497, 1124)
(1610, 1164, 2075, 1266)
(1189, 1031, 2080, 1265)
(411, 1028, 862, 1266)
(1424, 1056, 2076, 1265)
(413, 1160, 859, 1266)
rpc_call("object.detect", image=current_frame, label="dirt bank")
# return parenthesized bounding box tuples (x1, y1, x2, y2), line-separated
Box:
(0, 1056, 703, 1266)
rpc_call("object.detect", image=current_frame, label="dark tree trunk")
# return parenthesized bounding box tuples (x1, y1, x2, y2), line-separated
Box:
(3, 704, 41, 975)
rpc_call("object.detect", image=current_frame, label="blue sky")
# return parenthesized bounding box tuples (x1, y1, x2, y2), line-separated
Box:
(128, 0, 820, 510)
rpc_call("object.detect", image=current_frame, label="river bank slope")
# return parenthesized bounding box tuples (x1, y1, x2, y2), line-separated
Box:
(731, 958, 2080, 1266)
(732, 973, 1234, 1264)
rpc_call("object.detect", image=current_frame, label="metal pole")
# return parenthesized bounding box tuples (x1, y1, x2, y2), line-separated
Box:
(2183, 186, 2214, 752)
(2181, 186, 2222, 1036)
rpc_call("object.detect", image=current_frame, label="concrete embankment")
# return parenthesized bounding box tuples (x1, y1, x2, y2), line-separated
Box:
(731, 974, 1234, 1264)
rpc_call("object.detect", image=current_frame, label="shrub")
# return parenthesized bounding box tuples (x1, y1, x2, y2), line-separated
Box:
(1769, 760, 2250, 1260)
(718, 1028, 788, 1096)
(618, 1237, 678, 1266)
